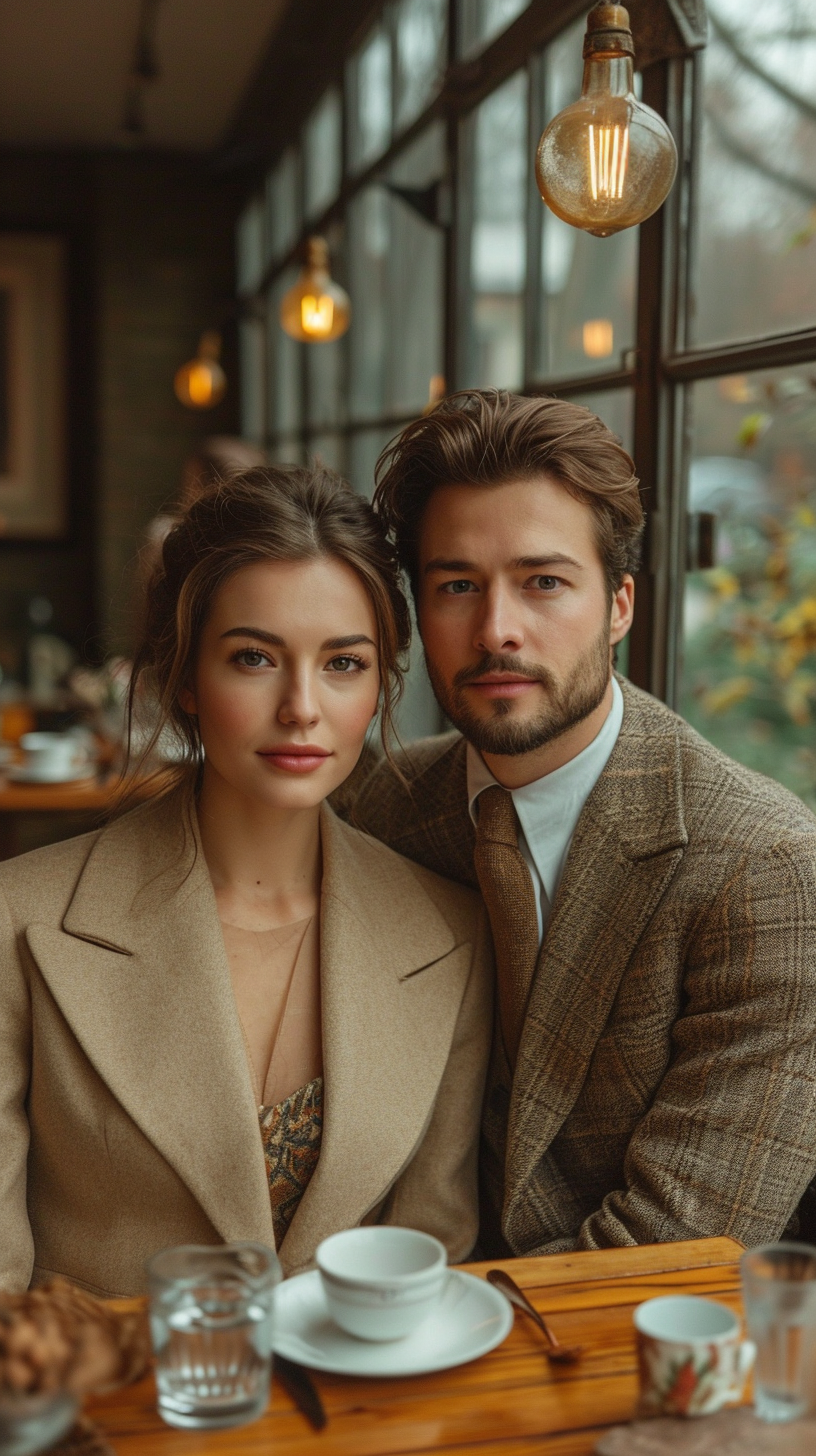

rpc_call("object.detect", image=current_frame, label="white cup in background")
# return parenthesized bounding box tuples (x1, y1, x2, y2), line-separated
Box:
(634, 1294, 755, 1417)
(19, 732, 84, 782)
(316, 1227, 448, 1342)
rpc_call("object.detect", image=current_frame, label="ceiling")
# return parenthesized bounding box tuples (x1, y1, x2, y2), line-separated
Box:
(0, 0, 290, 152)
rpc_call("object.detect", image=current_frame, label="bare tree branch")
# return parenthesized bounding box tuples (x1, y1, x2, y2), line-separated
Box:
(708, 9, 816, 126)
(705, 103, 816, 204)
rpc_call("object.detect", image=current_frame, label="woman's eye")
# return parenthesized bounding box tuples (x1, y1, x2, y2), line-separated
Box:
(441, 579, 476, 595)
(234, 648, 269, 668)
(327, 655, 365, 674)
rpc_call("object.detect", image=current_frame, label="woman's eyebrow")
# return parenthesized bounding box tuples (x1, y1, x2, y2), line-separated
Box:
(219, 627, 375, 651)
(220, 627, 285, 644)
(322, 634, 376, 650)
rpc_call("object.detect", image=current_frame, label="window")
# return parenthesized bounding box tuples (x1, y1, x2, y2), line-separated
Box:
(680, 363, 816, 810)
(458, 0, 528, 60)
(347, 26, 392, 174)
(303, 90, 342, 221)
(239, 0, 816, 789)
(266, 149, 300, 264)
(236, 197, 265, 297)
(462, 69, 528, 389)
(692, 2, 816, 348)
(395, 0, 447, 128)
(534, 17, 638, 381)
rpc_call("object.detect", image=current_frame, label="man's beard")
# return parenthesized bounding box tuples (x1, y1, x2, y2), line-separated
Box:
(425, 626, 611, 758)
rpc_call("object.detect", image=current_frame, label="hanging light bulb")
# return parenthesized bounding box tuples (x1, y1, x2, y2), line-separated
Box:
(280, 237, 351, 343)
(535, 4, 677, 238)
(174, 331, 227, 409)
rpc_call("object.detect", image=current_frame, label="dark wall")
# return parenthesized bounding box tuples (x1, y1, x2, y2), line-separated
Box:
(0, 149, 241, 678)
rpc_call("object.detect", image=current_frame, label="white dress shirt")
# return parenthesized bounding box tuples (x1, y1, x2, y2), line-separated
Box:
(467, 677, 624, 942)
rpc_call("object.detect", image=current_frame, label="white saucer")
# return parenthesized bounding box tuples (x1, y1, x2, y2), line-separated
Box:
(272, 1269, 513, 1376)
(6, 765, 95, 785)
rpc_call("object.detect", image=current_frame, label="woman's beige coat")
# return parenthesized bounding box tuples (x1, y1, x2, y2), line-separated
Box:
(0, 792, 492, 1296)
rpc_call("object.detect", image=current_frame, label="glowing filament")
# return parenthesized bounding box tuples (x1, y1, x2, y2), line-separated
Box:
(301, 294, 334, 337)
(587, 122, 629, 202)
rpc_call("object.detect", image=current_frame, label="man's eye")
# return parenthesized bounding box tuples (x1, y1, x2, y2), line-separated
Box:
(529, 576, 560, 591)
(441, 579, 476, 595)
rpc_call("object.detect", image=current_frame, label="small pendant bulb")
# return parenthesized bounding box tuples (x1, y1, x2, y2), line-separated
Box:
(280, 238, 351, 343)
(535, 4, 677, 237)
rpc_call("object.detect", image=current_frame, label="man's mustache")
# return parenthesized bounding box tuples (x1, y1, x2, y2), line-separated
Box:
(452, 654, 554, 689)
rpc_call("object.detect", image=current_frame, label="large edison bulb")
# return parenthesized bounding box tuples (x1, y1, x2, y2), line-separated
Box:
(174, 331, 227, 409)
(280, 237, 351, 343)
(535, 4, 677, 238)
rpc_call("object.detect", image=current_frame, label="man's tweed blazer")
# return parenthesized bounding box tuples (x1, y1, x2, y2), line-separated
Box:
(351, 678, 816, 1255)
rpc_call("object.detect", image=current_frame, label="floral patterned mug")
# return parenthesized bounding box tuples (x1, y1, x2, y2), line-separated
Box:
(634, 1295, 755, 1418)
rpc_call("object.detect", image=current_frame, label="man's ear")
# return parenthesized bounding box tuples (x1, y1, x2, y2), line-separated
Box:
(610, 575, 635, 645)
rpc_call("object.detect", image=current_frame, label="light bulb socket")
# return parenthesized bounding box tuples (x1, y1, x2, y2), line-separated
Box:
(583, 3, 634, 59)
(305, 236, 330, 271)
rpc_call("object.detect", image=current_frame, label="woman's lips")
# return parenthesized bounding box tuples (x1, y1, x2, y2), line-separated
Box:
(257, 746, 331, 773)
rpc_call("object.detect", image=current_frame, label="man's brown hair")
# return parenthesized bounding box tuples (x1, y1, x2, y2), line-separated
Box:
(373, 390, 644, 599)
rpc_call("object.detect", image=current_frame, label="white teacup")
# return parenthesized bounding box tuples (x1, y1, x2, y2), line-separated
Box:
(19, 732, 82, 782)
(316, 1227, 448, 1342)
(634, 1294, 755, 1417)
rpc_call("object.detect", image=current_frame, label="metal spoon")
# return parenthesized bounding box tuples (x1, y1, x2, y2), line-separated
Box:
(487, 1268, 583, 1363)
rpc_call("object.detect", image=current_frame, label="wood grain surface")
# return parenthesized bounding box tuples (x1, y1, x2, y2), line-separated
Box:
(89, 1237, 746, 1456)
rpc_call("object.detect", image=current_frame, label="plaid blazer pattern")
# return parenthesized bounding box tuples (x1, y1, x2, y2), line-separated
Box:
(351, 678, 816, 1255)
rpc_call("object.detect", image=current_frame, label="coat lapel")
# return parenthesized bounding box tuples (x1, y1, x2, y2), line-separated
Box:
(502, 681, 689, 1246)
(24, 792, 274, 1250)
(279, 806, 474, 1270)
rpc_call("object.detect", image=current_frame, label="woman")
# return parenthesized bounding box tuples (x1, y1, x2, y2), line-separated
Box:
(0, 467, 492, 1296)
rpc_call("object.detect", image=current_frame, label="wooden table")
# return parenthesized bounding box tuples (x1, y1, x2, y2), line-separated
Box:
(0, 774, 162, 859)
(87, 1237, 744, 1456)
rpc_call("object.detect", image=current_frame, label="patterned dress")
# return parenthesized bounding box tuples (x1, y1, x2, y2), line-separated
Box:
(259, 1075, 324, 1246)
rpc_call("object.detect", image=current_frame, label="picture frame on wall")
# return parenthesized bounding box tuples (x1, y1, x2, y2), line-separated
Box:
(0, 233, 67, 540)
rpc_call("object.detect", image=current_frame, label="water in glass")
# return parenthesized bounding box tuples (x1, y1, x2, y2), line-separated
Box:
(741, 1243, 816, 1423)
(148, 1243, 280, 1430)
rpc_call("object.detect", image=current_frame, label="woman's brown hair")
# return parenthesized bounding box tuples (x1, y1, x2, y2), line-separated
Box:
(126, 464, 411, 795)
(374, 389, 644, 600)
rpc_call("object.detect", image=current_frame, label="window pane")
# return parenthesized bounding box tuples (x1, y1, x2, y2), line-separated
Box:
(386, 124, 446, 415)
(270, 438, 303, 465)
(348, 426, 394, 499)
(463, 69, 528, 389)
(307, 434, 345, 472)
(304, 90, 342, 220)
(348, 187, 389, 420)
(692, 2, 816, 347)
(395, 0, 447, 130)
(347, 126, 445, 422)
(306, 336, 346, 429)
(267, 271, 302, 437)
(347, 26, 392, 174)
(679, 364, 816, 811)
(236, 196, 265, 296)
(569, 387, 634, 451)
(458, 0, 528, 59)
(266, 148, 300, 263)
(239, 318, 266, 443)
(535, 19, 638, 380)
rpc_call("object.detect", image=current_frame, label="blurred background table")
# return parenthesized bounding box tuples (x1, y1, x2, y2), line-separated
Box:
(0, 774, 160, 860)
(90, 1237, 745, 1456)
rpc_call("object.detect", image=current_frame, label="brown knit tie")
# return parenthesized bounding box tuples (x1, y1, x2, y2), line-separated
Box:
(473, 784, 540, 1070)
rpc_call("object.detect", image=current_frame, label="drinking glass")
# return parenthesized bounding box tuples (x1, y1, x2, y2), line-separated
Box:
(147, 1243, 281, 1430)
(741, 1242, 816, 1422)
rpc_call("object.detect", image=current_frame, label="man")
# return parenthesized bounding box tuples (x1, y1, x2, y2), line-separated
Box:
(351, 389, 816, 1256)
